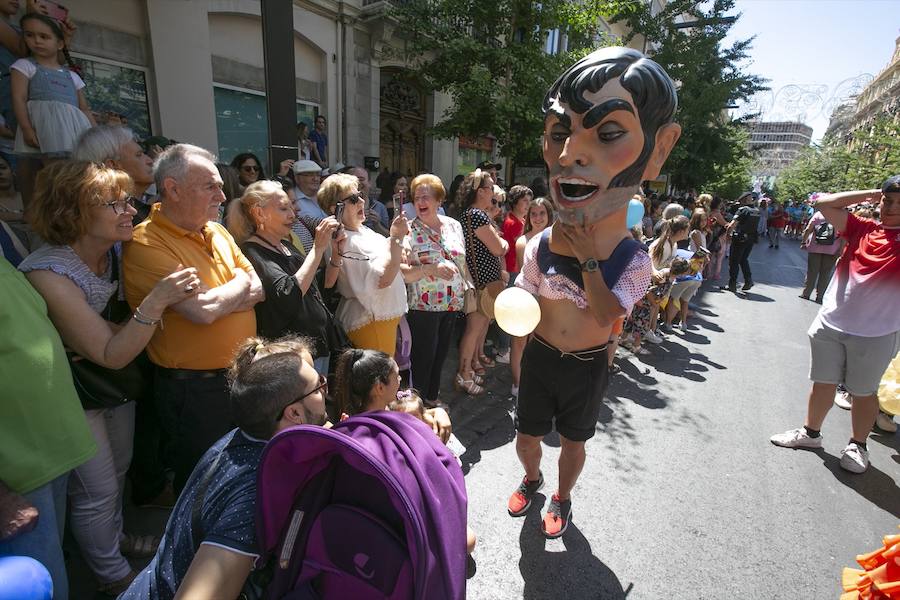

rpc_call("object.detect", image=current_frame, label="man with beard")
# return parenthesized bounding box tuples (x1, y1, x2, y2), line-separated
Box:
(120, 336, 328, 599)
(509, 47, 681, 538)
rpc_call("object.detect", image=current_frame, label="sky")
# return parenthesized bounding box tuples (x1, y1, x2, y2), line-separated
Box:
(722, 0, 900, 141)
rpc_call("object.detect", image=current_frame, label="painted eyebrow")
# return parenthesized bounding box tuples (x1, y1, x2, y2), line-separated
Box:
(582, 99, 634, 130)
(546, 105, 571, 129)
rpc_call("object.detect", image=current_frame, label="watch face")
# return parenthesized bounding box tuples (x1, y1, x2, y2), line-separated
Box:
(582, 258, 599, 271)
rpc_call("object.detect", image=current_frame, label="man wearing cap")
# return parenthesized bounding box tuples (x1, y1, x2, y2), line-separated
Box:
(290, 160, 326, 252)
(771, 176, 900, 473)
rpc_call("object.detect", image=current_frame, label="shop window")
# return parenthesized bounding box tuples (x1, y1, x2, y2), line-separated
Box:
(215, 85, 318, 171)
(72, 55, 151, 139)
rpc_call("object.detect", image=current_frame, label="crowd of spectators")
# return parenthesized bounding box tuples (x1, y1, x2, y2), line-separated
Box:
(0, 4, 896, 599)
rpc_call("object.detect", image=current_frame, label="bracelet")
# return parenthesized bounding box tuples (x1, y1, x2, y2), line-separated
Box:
(390, 236, 404, 247)
(133, 306, 161, 327)
(329, 259, 343, 268)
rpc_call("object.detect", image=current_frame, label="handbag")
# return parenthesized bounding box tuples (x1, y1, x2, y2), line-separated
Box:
(67, 249, 147, 410)
(465, 210, 504, 319)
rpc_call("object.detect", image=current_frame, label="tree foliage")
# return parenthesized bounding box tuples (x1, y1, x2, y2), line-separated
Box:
(386, 0, 625, 162)
(610, 0, 767, 192)
(705, 124, 754, 199)
(775, 116, 900, 200)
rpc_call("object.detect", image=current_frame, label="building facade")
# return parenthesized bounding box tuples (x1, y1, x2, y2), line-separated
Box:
(65, 0, 650, 188)
(825, 36, 900, 147)
(746, 121, 813, 189)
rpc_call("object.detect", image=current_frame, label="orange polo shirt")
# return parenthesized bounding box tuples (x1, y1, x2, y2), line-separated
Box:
(123, 204, 257, 370)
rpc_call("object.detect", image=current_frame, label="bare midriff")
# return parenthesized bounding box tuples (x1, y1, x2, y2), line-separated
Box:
(533, 296, 611, 352)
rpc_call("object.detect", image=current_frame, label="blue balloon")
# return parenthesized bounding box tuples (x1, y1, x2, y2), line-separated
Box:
(626, 198, 645, 229)
(0, 556, 53, 600)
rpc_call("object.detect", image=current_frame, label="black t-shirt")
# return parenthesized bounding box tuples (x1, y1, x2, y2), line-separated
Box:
(240, 240, 333, 357)
(733, 205, 760, 241)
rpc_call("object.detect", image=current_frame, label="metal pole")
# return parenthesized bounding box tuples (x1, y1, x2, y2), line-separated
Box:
(261, 0, 297, 173)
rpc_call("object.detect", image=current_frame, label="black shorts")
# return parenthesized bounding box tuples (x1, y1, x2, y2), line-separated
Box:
(516, 335, 609, 442)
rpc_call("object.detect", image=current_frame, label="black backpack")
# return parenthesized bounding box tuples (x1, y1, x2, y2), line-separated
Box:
(814, 221, 835, 245)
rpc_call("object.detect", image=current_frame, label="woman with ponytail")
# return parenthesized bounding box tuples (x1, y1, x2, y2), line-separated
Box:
(228, 180, 343, 374)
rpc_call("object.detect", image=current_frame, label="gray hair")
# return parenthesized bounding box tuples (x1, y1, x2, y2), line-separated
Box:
(661, 203, 684, 220)
(72, 125, 135, 163)
(153, 143, 216, 194)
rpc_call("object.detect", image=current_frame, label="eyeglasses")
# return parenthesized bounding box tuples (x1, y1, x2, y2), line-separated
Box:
(341, 193, 364, 205)
(241, 165, 261, 172)
(275, 374, 328, 422)
(100, 196, 137, 215)
(490, 199, 500, 206)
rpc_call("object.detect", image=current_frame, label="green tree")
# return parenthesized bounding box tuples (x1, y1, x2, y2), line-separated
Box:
(386, 0, 623, 162)
(706, 124, 753, 199)
(610, 0, 767, 192)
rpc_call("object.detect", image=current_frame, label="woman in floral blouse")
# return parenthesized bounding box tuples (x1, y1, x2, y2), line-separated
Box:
(400, 174, 469, 407)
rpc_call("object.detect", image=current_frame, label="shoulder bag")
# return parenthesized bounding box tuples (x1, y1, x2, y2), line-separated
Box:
(67, 250, 147, 410)
(465, 210, 505, 320)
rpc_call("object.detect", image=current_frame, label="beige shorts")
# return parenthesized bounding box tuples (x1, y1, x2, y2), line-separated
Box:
(808, 315, 900, 397)
(669, 279, 702, 302)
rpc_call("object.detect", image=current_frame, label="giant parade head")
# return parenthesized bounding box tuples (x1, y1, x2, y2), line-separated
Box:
(542, 47, 682, 226)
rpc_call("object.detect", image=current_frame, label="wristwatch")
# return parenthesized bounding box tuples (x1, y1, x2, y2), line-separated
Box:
(580, 258, 600, 272)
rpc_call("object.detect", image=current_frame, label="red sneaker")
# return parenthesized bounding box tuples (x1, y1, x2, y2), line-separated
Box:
(541, 493, 572, 539)
(507, 472, 544, 517)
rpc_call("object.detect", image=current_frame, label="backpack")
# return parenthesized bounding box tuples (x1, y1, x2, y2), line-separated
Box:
(254, 411, 468, 600)
(813, 221, 835, 245)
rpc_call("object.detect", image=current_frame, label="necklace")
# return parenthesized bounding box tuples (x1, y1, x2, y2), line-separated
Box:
(252, 234, 288, 255)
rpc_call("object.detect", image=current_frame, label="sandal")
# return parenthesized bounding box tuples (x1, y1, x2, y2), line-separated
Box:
(455, 373, 484, 396)
(120, 533, 160, 558)
(478, 354, 496, 368)
(471, 361, 486, 376)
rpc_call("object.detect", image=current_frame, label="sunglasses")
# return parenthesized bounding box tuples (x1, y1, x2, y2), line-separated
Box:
(100, 196, 137, 215)
(490, 199, 500, 206)
(274, 374, 328, 422)
(241, 165, 261, 172)
(341, 193, 364, 205)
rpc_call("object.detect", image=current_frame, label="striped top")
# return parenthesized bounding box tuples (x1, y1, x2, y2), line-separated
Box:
(18, 244, 118, 313)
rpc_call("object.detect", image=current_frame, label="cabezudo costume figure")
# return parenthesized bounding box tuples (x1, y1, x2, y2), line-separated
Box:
(510, 47, 681, 538)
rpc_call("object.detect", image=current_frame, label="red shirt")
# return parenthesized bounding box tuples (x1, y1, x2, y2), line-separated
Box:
(501, 213, 525, 272)
(768, 208, 786, 229)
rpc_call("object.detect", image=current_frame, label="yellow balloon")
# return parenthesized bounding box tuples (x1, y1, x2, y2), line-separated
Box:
(494, 287, 541, 337)
(878, 354, 900, 415)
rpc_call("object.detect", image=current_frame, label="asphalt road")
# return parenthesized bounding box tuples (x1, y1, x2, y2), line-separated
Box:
(457, 237, 899, 600)
(69, 236, 898, 599)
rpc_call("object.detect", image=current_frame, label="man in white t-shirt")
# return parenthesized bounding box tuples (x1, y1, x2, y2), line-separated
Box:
(771, 176, 900, 473)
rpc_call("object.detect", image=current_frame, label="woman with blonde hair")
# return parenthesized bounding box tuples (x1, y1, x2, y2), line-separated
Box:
(227, 179, 342, 374)
(19, 160, 200, 596)
(456, 169, 507, 394)
(320, 172, 409, 354)
(647, 214, 690, 335)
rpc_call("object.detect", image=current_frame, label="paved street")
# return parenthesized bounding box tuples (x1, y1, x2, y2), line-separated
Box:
(455, 238, 899, 600)
(71, 237, 898, 599)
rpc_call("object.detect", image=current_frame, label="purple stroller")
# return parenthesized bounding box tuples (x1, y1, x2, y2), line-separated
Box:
(255, 411, 468, 599)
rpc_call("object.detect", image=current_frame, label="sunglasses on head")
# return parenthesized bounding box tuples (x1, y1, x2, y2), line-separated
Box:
(341, 193, 364, 205)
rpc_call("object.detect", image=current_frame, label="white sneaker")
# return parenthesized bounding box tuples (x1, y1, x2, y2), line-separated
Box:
(644, 330, 663, 344)
(511, 385, 519, 398)
(494, 350, 510, 365)
(834, 390, 852, 410)
(770, 428, 823, 449)
(840, 442, 869, 473)
(875, 411, 897, 433)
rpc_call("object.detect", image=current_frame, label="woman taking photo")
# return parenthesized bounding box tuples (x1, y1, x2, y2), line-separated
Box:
(227, 179, 342, 374)
(400, 173, 468, 408)
(321, 173, 408, 354)
(456, 169, 507, 395)
(510, 197, 554, 397)
(19, 161, 200, 596)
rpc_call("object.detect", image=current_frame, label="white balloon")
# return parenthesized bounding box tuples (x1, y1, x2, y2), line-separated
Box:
(494, 287, 541, 337)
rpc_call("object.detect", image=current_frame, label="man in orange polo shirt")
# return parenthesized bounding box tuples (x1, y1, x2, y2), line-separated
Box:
(124, 143, 263, 492)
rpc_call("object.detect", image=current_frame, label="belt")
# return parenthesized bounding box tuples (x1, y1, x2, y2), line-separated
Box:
(156, 367, 226, 380)
(533, 334, 607, 361)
